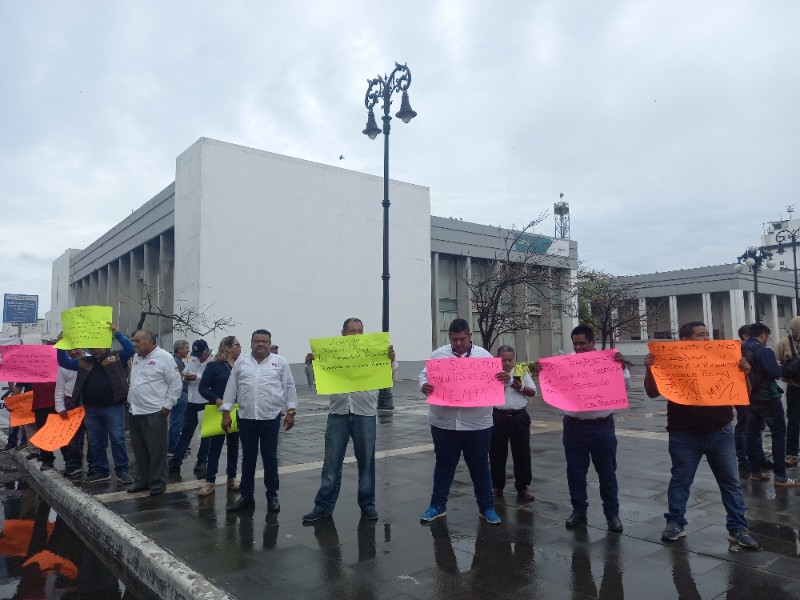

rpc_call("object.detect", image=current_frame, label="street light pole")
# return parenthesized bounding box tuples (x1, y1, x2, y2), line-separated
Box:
(735, 246, 776, 323)
(776, 227, 800, 314)
(362, 62, 417, 410)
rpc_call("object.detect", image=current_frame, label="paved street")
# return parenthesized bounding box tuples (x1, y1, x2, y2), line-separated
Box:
(41, 370, 800, 598)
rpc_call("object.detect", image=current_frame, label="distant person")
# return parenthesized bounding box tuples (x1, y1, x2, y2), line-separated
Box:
(31, 381, 57, 471)
(57, 323, 134, 485)
(490, 345, 536, 502)
(169, 340, 190, 456)
(645, 321, 759, 549)
(302, 318, 396, 523)
(533, 325, 629, 533)
(418, 318, 506, 525)
(222, 329, 297, 513)
(734, 325, 770, 471)
(55, 348, 89, 477)
(169, 339, 212, 475)
(305, 354, 316, 390)
(127, 329, 182, 496)
(197, 336, 242, 497)
(774, 316, 800, 467)
(270, 345, 279, 354)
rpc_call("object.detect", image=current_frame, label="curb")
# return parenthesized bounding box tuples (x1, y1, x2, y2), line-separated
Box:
(3, 434, 234, 600)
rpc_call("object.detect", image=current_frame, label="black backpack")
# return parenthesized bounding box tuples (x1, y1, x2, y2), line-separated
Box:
(781, 336, 800, 386)
(743, 343, 768, 395)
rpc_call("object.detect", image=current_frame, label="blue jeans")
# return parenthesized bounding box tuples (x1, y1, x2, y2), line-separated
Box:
(562, 415, 619, 517)
(786, 385, 800, 457)
(735, 406, 766, 465)
(170, 403, 210, 467)
(666, 424, 748, 534)
(206, 432, 239, 483)
(169, 391, 188, 453)
(429, 426, 494, 513)
(748, 397, 787, 479)
(239, 417, 281, 500)
(84, 403, 129, 477)
(313, 413, 376, 513)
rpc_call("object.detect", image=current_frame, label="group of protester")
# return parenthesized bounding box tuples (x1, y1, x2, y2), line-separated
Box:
(6, 313, 799, 552)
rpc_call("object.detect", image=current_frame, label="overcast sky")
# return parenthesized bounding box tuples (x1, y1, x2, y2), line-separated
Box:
(2, 1, 798, 316)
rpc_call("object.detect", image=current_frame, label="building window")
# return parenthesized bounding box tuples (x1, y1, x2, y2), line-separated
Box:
(778, 303, 786, 318)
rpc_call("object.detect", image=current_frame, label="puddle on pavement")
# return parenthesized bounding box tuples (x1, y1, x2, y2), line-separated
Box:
(0, 459, 139, 599)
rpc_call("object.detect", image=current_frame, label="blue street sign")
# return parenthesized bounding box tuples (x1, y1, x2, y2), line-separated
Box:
(3, 294, 39, 324)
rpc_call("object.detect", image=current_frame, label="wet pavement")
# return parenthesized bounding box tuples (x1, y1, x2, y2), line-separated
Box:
(17, 369, 800, 598)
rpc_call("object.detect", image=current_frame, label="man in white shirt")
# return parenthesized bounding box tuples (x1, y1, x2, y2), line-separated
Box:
(302, 318, 397, 523)
(55, 348, 88, 477)
(490, 345, 537, 502)
(128, 330, 182, 496)
(169, 339, 212, 474)
(222, 329, 297, 513)
(418, 318, 509, 525)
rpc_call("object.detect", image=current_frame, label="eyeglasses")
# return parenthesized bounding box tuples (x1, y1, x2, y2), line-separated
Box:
(231, 342, 241, 347)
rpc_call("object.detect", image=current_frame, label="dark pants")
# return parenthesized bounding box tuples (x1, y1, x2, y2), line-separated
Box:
(239, 417, 281, 500)
(490, 408, 532, 491)
(206, 432, 239, 483)
(429, 426, 494, 513)
(786, 385, 800, 457)
(33, 407, 57, 465)
(562, 414, 619, 517)
(61, 396, 85, 470)
(170, 403, 210, 467)
(129, 411, 168, 492)
(748, 397, 787, 479)
(735, 406, 766, 465)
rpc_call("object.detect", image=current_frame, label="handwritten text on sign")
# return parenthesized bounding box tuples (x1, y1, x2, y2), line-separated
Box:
(310, 332, 393, 395)
(537, 350, 629, 412)
(5, 391, 35, 426)
(0, 345, 57, 382)
(425, 357, 504, 407)
(55, 306, 113, 350)
(647, 341, 748, 406)
(29, 407, 86, 452)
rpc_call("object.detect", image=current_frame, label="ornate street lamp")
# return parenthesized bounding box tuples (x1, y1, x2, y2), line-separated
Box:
(735, 245, 776, 323)
(363, 62, 417, 410)
(776, 227, 800, 313)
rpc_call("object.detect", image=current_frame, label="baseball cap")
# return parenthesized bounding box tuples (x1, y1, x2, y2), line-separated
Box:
(191, 339, 209, 357)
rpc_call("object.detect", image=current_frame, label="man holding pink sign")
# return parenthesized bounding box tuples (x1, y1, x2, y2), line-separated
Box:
(418, 318, 508, 525)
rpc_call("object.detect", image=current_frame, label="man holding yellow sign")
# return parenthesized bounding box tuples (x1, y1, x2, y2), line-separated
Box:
(302, 318, 396, 523)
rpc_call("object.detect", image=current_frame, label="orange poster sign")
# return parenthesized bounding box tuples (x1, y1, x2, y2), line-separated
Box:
(647, 340, 749, 406)
(29, 407, 86, 451)
(5, 391, 36, 426)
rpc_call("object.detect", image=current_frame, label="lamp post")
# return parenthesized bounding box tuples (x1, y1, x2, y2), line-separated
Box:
(734, 245, 776, 323)
(362, 62, 417, 410)
(776, 227, 800, 314)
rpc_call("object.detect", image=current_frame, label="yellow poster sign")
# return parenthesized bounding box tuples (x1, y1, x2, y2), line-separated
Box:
(310, 332, 393, 395)
(55, 306, 113, 350)
(647, 340, 749, 406)
(200, 404, 239, 437)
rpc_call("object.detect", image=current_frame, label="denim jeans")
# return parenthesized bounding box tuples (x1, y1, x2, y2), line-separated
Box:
(734, 406, 766, 465)
(170, 403, 210, 467)
(786, 385, 800, 457)
(169, 391, 188, 453)
(429, 426, 494, 513)
(666, 424, 749, 534)
(748, 397, 788, 479)
(206, 432, 239, 483)
(312, 413, 377, 513)
(562, 415, 619, 517)
(239, 417, 281, 500)
(84, 403, 129, 477)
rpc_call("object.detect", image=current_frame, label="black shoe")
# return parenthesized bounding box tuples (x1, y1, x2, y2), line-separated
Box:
(168, 462, 181, 473)
(149, 487, 165, 496)
(40, 462, 54, 472)
(193, 461, 207, 473)
(25, 452, 40, 461)
(565, 512, 588, 528)
(606, 515, 623, 533)
(127, 486, 150, 493)
(227, 497, 256, 512)
(761, 460, 774, 471)
(267, 496, 281, 513)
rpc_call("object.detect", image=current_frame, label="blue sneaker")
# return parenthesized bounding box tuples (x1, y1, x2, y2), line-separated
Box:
(480, 508, 502, 524)
(420, 506, 446, 522)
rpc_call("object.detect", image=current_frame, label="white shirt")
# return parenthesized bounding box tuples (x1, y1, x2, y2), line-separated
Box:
(499, 372, 536, 410)
(328, 359, 399, 416)
(419, 343, 496, 431)
(128, 346, 183, 415)
(186, 354, 213, 404)
(54, 366, 78, 413)
(221, 352, 297, 419)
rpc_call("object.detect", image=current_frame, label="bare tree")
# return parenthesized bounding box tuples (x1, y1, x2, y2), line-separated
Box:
(568, 269, 665, 349)
(458, 214, 570, 353)
(129, 285, 238, 337)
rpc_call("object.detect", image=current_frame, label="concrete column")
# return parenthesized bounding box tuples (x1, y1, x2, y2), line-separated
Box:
(669, 295, 679, 339)
(702, 292, 713, 334)
(430, 252, 439, 351)
(130, 250, 144, 332)
(793, 297, 798, 320)
(158, 232, 175, 350)
(771, 295, 780, 337)
(118, 256, 131, 335)
(638, 298, 648, 340)
(97, 267, 107, 306)
(456, 256, 472, 324)
(611, 308, 620, 344)
(729, 289, 745, 335)
(746, 291, 756, 324)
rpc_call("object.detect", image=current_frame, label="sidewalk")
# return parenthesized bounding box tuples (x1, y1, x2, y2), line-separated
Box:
(19, 370, 800, 598)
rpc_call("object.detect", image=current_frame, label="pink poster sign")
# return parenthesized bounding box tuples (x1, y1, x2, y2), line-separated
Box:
(0, 345, 58, 383)
(425, 357, 505, 407)
(537, 350, 628, 412)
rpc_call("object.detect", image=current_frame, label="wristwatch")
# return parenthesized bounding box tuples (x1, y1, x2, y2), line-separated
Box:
(286, 409, 297, 416)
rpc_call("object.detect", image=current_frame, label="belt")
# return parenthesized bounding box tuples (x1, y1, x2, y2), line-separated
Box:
(493, 408, 525, 417)
(564, 414, 613, 424)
